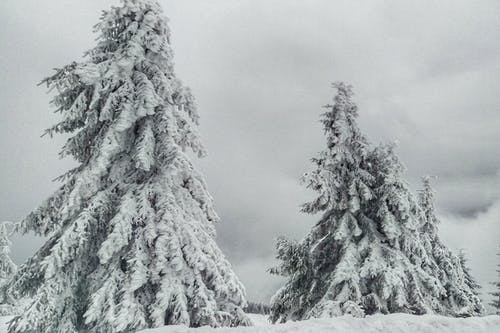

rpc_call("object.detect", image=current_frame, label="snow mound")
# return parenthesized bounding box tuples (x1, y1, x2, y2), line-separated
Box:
(1, 314, 499, 333)
(138, 314, 500, 333)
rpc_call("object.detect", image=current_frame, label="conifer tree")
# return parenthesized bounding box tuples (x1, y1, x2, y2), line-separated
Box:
(490, 247, 500, 315)
(7, 1, 249, 332)
(0, 222, 17, 315)
(363, 146, 447, 315)
(270, 83, 483, 322)
(418, 178, 483, 316)
(270, 82, 373, 322)
(245, 302, 270, 315)
(458, 250, 481, 299)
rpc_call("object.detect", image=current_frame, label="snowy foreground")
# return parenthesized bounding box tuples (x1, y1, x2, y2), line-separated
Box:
(1, 314, 499, 333)
(139, 314, 500, 333)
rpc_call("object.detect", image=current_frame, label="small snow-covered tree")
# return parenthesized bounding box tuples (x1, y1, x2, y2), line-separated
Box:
(6, 1, 249, 332)
(458, 250, 481, 298)
(270, 83, 483, 323)
(490, 247, 500, 315)
(0, 222, 17, 315)
(418, 177, 483, 317)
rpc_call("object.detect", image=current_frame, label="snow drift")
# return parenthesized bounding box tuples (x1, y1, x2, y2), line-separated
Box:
(135, 314, 500, 333)
(2, 314, 500, 332)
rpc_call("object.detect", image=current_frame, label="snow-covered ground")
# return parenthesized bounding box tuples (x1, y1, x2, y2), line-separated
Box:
(1, 314, 499, 333)
(138, 314, 500, 333)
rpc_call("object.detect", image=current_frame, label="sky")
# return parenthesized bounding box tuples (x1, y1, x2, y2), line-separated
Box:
(0, 0, 499, 310)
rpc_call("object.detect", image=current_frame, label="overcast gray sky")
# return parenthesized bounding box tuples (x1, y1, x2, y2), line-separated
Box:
(0, 0, 499, 310)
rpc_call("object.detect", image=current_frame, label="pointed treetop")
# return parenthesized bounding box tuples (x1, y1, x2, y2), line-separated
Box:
(418, 175, 440, 229)
(321, 82, 360, 146)
(328, 82, 356, 114)
(301, 82, 372, 215)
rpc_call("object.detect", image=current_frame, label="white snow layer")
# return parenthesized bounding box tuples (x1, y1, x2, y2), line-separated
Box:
(139, 314, 500, 333)
(1, 314, 499, 333)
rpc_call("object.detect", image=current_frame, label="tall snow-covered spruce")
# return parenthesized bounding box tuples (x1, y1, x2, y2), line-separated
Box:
(269, 83, 483, 322)
(7, 1, 249, 332)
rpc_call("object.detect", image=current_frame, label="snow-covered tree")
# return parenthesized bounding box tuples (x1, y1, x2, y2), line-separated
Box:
(0, 223, 16, 288)
(270, 83, 483, 323)
(245, 302, 270, 315)
(458, 250, 481, 299)
(270, 82, 373, 322)
(418, 178, 483, 317)
(6, 1, 249, 332)
(490, 247, 500, 315)
(362, 145, 449, 315)
(0, 222, 17, 315)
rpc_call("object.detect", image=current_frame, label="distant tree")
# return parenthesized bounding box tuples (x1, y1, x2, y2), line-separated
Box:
(0, 222, 17, 315)
(490, 247, 500, 315)
(269, 83, 484, 323)
(6, 1, 249, 332)
(245, 302, 271, 315)
(458, 250, 481, 298)
(418, 178, 483, 316)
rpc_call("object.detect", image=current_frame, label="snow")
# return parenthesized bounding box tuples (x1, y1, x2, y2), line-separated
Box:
(0, 317, 12, 333)
(134, 314, 500, 333)
(1, 313, 499, 333)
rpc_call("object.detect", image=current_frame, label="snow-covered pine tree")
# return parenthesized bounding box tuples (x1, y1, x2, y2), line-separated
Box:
(6, 1, 249, 332)
(245, 302, 270, 315)
(361, 145, 449, 315)
(458, 250, 481, 299)
(418, 177, 483, 316)
(0, 222, 18, 315)
(270, 82, 373, 322)
(270, 83, 483, 323)
(489, 247, 500, 315)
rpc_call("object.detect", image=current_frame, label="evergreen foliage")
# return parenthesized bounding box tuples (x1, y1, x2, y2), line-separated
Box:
(6, 1, 249, 332)
(245, 302, 271, 315)
(418, 178, 483, 317)
(0, 222, 17, 316)
(458, 250, 481, 299)
(270, 83, 483, 322)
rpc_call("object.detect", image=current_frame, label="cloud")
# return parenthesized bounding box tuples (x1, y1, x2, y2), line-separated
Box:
(231, 256, 285, 303)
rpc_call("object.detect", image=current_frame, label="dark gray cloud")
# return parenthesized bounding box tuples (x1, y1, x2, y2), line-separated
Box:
(1, 0, 499, 309)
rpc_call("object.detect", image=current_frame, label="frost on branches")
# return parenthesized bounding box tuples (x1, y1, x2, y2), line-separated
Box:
(6, 1, 249, 332)
(0, 222, 17, 315)
(269, 83, 483, 323)
(418, 178, 483, 317)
